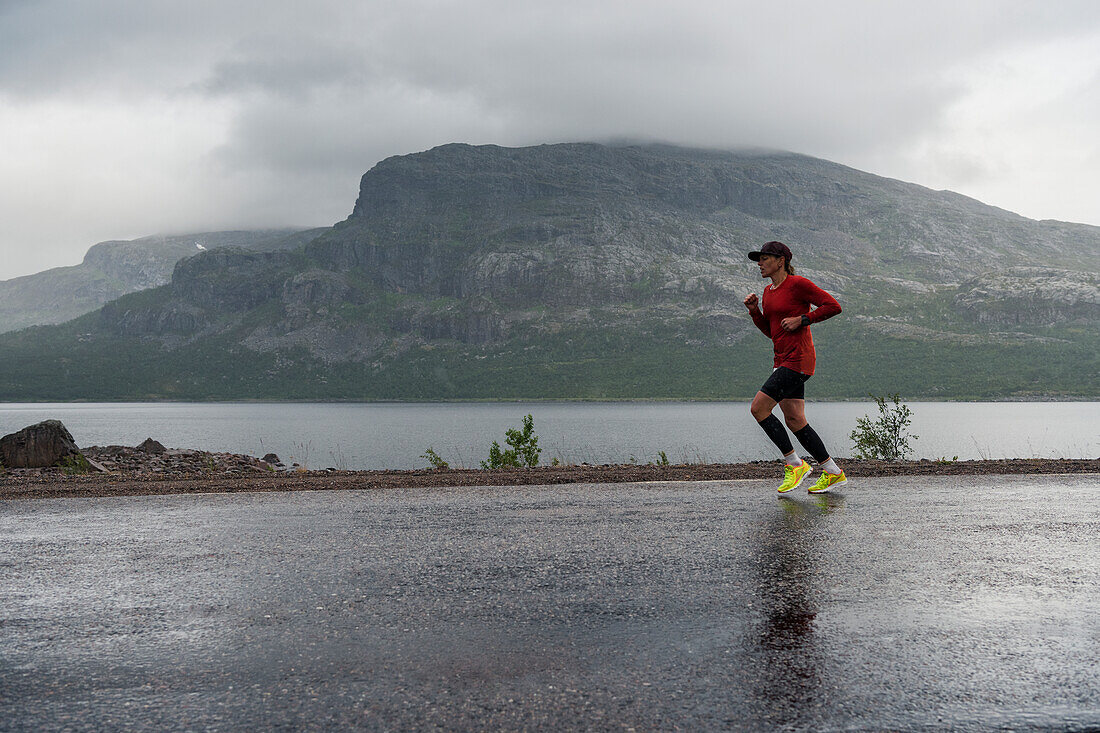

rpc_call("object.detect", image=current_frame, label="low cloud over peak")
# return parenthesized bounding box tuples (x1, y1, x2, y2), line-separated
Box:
(2, 0, 1100, 278)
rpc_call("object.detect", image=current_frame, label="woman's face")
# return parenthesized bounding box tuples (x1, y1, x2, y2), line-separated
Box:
(757, 254, 784, 278)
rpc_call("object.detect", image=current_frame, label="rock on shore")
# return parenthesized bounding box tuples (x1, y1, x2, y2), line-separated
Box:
(0, 420, 82, 468)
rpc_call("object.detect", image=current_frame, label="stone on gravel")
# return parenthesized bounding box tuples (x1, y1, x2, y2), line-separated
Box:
(136, 438, 167, 454)
(83, 456, 110, 473)
(70, 445, 276, 478)
(262, 453, 282, 465)
(0, 420, 82, 468)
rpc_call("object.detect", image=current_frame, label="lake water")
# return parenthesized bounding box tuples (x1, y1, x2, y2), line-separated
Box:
(1, 401, 1096, 470)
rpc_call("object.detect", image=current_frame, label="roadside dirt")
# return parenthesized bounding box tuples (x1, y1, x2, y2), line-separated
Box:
(2, 458, 1097, 501)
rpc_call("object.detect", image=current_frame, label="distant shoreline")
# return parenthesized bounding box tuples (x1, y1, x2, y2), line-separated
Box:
(3, 458, 1098, 501)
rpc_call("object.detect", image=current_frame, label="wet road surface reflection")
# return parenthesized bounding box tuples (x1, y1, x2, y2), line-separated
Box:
(2, 476, 1098, 730)
(746, 494, 841, 729)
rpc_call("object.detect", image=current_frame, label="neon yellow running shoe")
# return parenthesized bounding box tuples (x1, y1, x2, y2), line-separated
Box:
(808, 470, 847, 494)
(777, 461, 812, 493)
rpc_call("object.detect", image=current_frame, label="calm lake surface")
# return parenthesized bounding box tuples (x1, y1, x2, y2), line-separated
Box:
(1, 402, 1096, 470)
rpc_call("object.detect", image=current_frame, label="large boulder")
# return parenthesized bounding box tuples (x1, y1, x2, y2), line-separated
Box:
(0, 419, 82, 468)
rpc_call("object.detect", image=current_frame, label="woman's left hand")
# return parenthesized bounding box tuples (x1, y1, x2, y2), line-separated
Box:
(781, 316, 803, 332)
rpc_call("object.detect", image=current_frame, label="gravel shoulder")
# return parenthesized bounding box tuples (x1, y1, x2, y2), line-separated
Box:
(2, 458, 1097, 501)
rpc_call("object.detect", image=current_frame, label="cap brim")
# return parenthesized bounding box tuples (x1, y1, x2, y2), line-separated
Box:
(747, 251, 763, 261)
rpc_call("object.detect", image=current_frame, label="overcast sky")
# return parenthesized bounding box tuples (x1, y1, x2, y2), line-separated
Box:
(2, 0, 1099, 279)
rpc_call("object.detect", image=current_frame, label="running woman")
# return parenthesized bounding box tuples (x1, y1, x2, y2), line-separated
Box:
(742, 241, 847, 494)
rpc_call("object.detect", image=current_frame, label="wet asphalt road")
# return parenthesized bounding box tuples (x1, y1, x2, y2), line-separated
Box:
(2, 474, 1099, 732)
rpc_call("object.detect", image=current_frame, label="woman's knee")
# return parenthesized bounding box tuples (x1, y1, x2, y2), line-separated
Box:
(749, 395, 773, 421)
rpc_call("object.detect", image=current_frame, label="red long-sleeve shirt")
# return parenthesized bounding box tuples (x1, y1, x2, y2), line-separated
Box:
(749, 274, 841, 376)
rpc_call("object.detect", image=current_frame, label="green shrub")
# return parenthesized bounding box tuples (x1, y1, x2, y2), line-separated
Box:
(481, 414, 541, 469)
(849, 393, 918, 460)
(58, 454, 92, 475)
(421, 447, 449, 470)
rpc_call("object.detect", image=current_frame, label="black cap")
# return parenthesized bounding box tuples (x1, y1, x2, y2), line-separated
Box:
(748, 241, 792, 262)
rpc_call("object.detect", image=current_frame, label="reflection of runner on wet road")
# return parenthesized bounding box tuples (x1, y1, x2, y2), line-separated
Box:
(743, 241, 847, 495)
(750, 494, 842, 728)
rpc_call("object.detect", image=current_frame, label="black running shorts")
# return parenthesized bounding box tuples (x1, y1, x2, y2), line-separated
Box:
(760, 366, 810, 402)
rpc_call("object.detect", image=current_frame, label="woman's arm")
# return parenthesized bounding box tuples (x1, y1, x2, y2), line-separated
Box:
(744, 293, 771, 336)
(797, 279, 841, 324)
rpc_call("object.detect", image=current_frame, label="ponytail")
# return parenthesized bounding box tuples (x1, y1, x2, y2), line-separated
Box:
(785, 262, 796, 275)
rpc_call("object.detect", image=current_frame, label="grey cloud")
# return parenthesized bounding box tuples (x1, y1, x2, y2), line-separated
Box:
(6, 1, 1097, 100)
(196, 0, 1100, 181)
(0, 0, 368, 96)
(201, 41, 377, 100)
(3, 0, 1100, 279)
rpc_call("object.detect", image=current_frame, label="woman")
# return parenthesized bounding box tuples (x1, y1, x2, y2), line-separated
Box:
(742, 241, 846, 494)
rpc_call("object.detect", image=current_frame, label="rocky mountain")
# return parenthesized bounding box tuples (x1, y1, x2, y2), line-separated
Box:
(1, 143, 1097, 400)
(953, 267, 1100, 326)
(0, 228, 325, 333)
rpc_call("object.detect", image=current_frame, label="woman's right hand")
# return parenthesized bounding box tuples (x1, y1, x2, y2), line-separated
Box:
(743, 293, 759, 310)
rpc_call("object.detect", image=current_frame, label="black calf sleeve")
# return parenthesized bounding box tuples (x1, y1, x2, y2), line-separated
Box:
(793, 424, 830, 464)
(757, 415, 794, 455)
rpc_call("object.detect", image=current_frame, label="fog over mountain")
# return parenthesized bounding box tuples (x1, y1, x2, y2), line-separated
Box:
(2, 1, 1100, 279)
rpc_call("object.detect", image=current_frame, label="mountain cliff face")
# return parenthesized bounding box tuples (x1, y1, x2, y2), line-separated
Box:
(0, 229, 324, 334)
(2, 143, 1097, 400)
(954, 268, 1100, 326)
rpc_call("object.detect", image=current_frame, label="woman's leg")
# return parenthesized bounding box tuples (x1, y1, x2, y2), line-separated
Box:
(780, 399, 842, 474)
(751, 391, 799, 464)
(778, 398, 808, 432)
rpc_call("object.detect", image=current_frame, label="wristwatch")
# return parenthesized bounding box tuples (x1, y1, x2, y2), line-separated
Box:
(800, 315, 811, 328)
